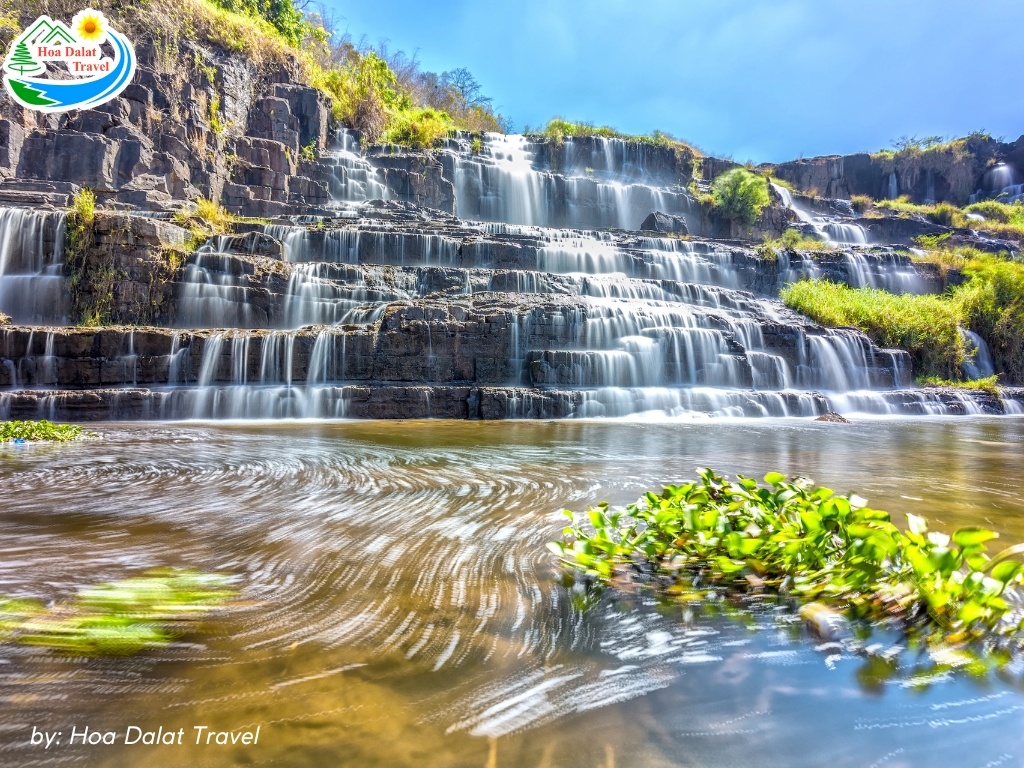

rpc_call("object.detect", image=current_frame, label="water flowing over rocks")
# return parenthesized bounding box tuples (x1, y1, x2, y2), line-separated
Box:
(0, 36, 1020, 420)
(1, 194, 1020, 419)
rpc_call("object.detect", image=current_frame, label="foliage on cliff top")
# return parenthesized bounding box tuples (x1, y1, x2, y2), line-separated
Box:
(15, 0, 502, 147)
(307, 52, 455, 147)
(536, 119, 702, 154)
(711, 168, 771, 225)
(0, 311, 9, 326)
(0, 569, 236, 655)
(870, 132, 997, 205)
(550, 469, 1024, 650)
(0, 420, 85, 442)
(780, 280, 967, 378)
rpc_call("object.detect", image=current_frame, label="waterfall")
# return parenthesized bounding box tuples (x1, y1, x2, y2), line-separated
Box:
(0, 207, 70, 325)
(772, 184, 869, 246)
(323, 129, 389, 204)
(961, 330, 996, 380)
(1, 131, 1015, 421)
(446, 133, 694, 229)
(970, 163, 1023, 204)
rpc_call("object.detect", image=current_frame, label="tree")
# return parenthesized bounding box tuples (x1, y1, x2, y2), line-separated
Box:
(6, 40, 42, 76)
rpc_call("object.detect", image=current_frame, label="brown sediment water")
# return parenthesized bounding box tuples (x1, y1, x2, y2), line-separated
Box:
(1, 416, 1023, 767)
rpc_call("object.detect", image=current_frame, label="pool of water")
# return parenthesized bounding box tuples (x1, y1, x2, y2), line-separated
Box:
(1, 417, 1023, 767)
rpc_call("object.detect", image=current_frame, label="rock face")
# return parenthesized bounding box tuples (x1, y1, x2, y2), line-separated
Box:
(766, 135, 1024, 205)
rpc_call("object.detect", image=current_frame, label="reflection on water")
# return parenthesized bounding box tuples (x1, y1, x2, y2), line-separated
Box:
(1, 418, 1024, 767)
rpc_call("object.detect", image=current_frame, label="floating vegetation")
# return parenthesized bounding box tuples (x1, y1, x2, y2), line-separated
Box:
(0, 420, 88, 443)
(550, 469, 1024, 652)
(0, 569, 237, 655)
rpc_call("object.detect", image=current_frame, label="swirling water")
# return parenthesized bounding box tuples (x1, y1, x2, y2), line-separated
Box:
(1, 417, 1024, 767)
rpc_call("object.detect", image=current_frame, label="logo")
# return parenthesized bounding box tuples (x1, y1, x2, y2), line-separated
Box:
(3, 9, 136, 113)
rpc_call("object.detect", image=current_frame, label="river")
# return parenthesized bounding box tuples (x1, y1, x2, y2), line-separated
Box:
(1, 416, 1023, 767)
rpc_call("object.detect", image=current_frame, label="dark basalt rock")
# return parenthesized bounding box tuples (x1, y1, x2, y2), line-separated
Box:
(640, 211, 688, 235)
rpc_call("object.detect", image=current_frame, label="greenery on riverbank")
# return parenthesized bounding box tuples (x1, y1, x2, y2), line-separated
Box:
(917, 375, 1000, 396)
(0, 311, 9, 325)
(550, 470, 1024, 649)
(780, 280, 966, 378)
(0, 569, 236, 655)
(782, 246, 1024, 382)
(0, 420, 86, 442)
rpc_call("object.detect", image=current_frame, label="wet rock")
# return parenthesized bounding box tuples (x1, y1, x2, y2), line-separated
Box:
(815, 412, 850, 423)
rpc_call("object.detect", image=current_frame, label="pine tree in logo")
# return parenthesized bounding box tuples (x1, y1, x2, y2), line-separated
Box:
(6, 39, 43, 76)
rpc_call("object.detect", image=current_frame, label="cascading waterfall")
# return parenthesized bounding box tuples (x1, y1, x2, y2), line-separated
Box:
(0, 207, 69, 325)
(323, 129, 390, 205)
(1, 134, 1017, 421)
(962, 329, 996, 380)
(970, 163, 1023, 204)
(445, 133, 695, 229)
(772, 184, 870, 246)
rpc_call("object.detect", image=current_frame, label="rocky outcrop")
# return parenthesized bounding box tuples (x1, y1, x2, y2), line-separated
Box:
(640, 211, 688, 235)
(765, 135, 1024, 204)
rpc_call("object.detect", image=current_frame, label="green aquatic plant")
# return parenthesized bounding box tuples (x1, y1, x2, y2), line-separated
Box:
(550, 469, 1024, 647)
(0, 420, 85, 442)
(0, 569, 237, 655)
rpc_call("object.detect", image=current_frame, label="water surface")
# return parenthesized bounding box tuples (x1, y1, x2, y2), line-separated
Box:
(1, 417, 1023, 767)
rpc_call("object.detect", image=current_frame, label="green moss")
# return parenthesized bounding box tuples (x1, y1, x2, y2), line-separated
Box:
(758, 229, 838, 259)
(917, 375, 1000, 396)
(208, 92, 223, 134)
(781, 280, 966, 378)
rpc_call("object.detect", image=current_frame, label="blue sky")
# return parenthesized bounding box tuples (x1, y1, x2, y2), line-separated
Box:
(324, 0, 1024, 163)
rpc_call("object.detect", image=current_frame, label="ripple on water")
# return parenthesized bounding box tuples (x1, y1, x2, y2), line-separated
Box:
(1, 420, 1024, 767)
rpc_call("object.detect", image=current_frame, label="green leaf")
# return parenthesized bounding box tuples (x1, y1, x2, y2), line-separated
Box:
(764, 472, 786, 486)
(952, 527, 998, 548)
(990, 561, 1021, 584)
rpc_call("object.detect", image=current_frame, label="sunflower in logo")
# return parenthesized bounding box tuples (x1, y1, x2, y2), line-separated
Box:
(72, 10, 106, 43)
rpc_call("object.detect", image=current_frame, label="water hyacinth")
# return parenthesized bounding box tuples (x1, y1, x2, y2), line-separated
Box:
(0, 569, 237, 655)
(0, 420, 87, 442)
(549, 469, 1024, 646)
